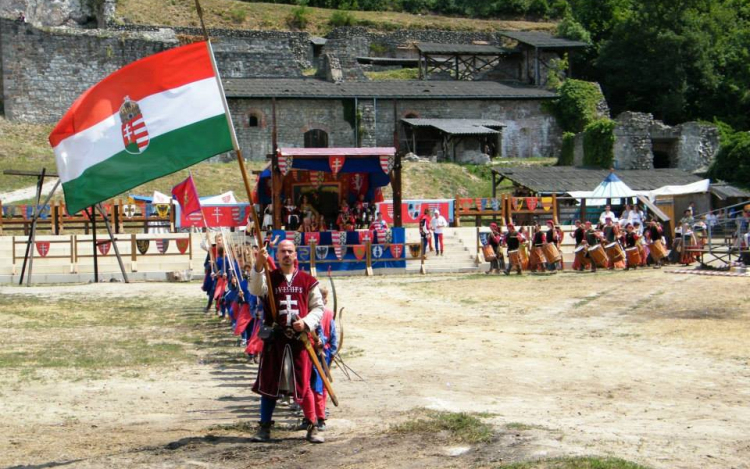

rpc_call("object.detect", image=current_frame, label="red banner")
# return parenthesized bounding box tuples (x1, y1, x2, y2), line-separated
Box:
(179, 204, 251, 228)
(376, 200, 453, 224)
(353, 245, 366, 260)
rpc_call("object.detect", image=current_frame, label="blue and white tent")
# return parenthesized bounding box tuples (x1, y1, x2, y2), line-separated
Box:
(589, 171, 639, 200)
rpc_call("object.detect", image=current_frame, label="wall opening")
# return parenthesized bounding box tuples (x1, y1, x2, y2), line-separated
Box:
(651, 139, 677, 169)
(304, 129, 329, 148)
(249, 114, 259, 127)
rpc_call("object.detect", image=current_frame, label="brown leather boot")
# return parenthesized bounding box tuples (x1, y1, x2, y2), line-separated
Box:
(250, 422, 272, 442)
(306, 423, 325, 444)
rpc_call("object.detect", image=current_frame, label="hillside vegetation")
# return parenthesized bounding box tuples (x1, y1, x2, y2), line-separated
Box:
(115, 0, 555, 34)
(0, 118, 537, 205)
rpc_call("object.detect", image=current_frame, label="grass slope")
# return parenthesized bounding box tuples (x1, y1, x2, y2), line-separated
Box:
(115, 0, 555, 34)
(0, 119, 553, 204)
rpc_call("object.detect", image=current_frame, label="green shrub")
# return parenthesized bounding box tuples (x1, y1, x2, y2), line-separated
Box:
(549, 0, 570, 18)
(556, 15, 592, 44)
(557, 132, 576, 166)
(708, 129, 750, 187)
(287, 5, 310, 29)
(527, 0, 550, 18)
(546, 79, 604, 133)
(582, 119, 615, 169)
(330, 10, 356, 27)
(228, 6, 247, 24)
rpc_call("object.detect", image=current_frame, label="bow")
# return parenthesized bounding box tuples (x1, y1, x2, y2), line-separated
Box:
(327, 267, 362, 381)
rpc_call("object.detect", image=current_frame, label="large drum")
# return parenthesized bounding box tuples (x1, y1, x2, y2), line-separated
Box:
(482, 244, 496, 262)
(605, 242, 625, 262)
(588, 244, 609, 268)
(574, 245, 590, 267)
(542, 242, 562, 263)
(650, 239, 667, 261)
(531, 246, 545, 269)
(508, 249, 522, 267)
(625, 246, 641, 266)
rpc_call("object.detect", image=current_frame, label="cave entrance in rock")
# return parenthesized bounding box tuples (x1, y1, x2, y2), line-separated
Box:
(651, 138, 677, 169)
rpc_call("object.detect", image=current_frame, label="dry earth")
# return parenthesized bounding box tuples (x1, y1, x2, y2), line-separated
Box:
(0, 269, 749, 468)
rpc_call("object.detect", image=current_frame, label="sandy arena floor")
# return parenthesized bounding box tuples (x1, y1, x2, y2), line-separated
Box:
(0, 269, 748, 468)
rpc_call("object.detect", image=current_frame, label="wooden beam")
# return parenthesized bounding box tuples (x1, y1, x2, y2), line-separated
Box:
(3, 169, 59, 178)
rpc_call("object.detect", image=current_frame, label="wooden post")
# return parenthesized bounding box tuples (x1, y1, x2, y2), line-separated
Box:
(0, 200, 3, 235)
(392, 100, 403, 228)
(365, 240, 373, 276)
(11, 236, 16, 275)
(271, 97, 282, 230)
(475, 226, 481, 265)
(130, 234, 138, 272)
(580, 197, 587, 224)
(21, 168, 46, 286)
(69, 235, 75, 273)
(552, 195, 559, 224)
(96, 203, 129, 283)
(454, 195, 461, 227)
(73, 234, 78, 273)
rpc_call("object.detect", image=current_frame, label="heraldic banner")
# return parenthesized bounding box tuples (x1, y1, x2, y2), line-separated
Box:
(49, 41, 234, 214)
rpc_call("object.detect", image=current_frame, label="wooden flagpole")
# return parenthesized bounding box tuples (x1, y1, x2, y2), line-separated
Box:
(194, 0, 338, 406)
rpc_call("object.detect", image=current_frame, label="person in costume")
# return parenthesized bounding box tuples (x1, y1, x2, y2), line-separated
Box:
(582, 221, 599, 272)
(418, 208, 432, 256)
(602, 217, 624, 269)
(529, 223, 546, 273)
(310, 286, 338, 431)
(623, 223, 640, 270)
(249, 240, 326, 444)
(485, 222, 504, 274)
(545, 220, 560, 272)
(369, 212, 389, 244)
(503, 222, 524, 275)
(644, 219, 665, 268)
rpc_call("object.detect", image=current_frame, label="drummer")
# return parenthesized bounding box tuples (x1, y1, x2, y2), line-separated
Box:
(545, 220, 561, 272)
(503, 222, 524, 275)
(572, 220, 585, 270)
(623, 223, 640, 270)
(645, 219, 664, 268)
(602, 217, 624, 269)
(582, 221, 599, 273)
(530, 223, 547, 273)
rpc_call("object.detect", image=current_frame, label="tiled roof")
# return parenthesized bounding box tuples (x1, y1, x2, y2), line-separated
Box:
(222, 78, 557, 100)
(415, 43, 509, 55)
(499, 31, 589, 49)
(402, 118, 505, 135)
(492, 167, 703, 194)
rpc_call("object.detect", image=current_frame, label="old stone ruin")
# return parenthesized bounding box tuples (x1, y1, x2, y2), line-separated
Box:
(0, 1, 720, 171)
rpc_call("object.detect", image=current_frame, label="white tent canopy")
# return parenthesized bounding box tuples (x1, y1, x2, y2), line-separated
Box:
(590, 172, 639, 198)
(567, 175, 711, 206)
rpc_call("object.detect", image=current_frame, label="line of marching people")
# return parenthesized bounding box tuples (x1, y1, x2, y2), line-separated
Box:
(483, 218, 670, 275)
(199, 232, 338, 436)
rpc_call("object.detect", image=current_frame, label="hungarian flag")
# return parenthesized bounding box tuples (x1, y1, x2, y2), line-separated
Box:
(172, 175, 201, 216)
(49, 41, 234, 214)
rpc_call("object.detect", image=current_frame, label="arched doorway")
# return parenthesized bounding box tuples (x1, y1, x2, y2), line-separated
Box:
(304, 129, 329, 148)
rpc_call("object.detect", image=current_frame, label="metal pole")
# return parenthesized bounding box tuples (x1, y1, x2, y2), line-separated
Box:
(21, 168, 46, 286)
(91, 206, 99, 283)
(96, 203, 129, 283)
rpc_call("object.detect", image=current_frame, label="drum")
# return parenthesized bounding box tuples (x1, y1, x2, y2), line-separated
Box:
(520, 243, 530, 270)
(574, 245, 590, 267)
(650, 239, 667, 261)
(587, 244, 609, 268)
(542, 242, 562, 263)
(508, 249, 522, 267)
(531, 246, 545, 268)
(626, 246, 641, 266)
(605, 242, 625, 262)
(482, 244, 496, 262)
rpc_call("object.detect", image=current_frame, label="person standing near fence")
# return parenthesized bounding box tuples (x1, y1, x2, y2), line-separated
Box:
(419, 208, 432, 256)
(431, 209, 448, 256)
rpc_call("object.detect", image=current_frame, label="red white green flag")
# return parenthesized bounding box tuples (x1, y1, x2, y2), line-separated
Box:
(49, 41, 234, 214)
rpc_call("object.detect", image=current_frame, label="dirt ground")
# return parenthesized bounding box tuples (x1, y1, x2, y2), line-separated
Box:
(1, 269, 749, 469)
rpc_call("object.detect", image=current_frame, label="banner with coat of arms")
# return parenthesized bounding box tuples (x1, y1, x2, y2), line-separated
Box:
(389, 243, 403, 259)
(379, 155, 394, 174)
(277, 155, 293, 176)
(304, 232, 321, 246)
(329, 155, 345, 176)
(315, 246, 329, 260)
(526, 197, 538, 211)
(512, 197, 523, 211)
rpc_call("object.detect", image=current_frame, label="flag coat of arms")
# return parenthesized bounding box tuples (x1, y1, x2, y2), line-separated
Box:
(526, 197, 539, 211)
(156, 239, 170, 254)
(390, 244, 403, 259)
(329, 156, 345, 176)
(176, 238, 190, 254)
(49, 41, 234, 214)
(136, 239, 150, 255)
(97, 241, 111, 256)
(352, 245, 366, 260)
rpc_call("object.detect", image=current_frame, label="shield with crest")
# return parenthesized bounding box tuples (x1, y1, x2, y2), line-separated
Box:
(385, 229, 393, 245)
(97, 241, 111, 256)
(136, 239, 150, 255)
(407, 202, 421, 221)
(512, 197, 523, 211)
(278, 155, 293, 176)
(408, 243, 421, 258)
(304, 232, 321, 246)
(298, 246, 310, 262)
(526, 197, 539, 211)
(35, 241, 50, 257)
(359, 230, 372, 243)
(156, 239, 170, 254)
(329, 155, 345, 176)
(390, 244, 403, 259)
(371, 245, 384, 259)
(490, 198, 500, 211)
(119, 96, 150, 154)
(176, 238, 190, 254)
(123, 204, 137, 218)
(541, 197, 553, 212)
(379, 155, 394, 173)
(315, 246, 329, 260)
(353, 245, 366, 260)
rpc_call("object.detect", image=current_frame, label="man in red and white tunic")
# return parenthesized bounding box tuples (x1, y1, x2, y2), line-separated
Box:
(249, 240, 325, 443)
